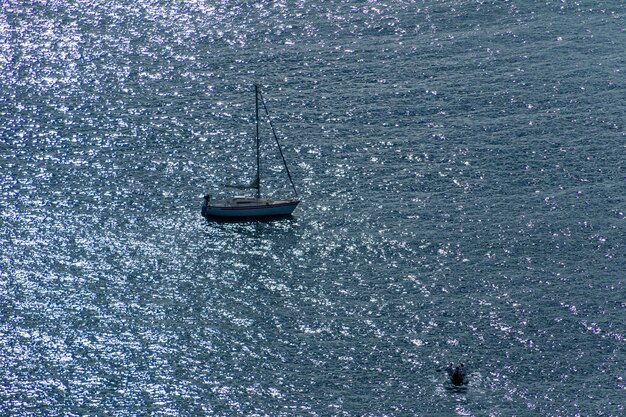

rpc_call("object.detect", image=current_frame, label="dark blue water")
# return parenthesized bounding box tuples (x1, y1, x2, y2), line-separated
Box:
(1, 1, 624, 415)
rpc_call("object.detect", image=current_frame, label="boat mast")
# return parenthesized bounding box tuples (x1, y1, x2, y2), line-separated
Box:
(255, 84, 261, 199)
(258, 88, 299, 198)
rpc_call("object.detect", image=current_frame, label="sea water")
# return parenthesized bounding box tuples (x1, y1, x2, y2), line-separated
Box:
(1, 1, 624, 415)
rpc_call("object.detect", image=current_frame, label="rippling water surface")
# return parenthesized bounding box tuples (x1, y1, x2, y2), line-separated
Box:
(1, 1, 624, 415)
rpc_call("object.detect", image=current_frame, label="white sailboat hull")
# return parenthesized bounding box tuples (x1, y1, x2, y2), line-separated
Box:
(202, 197, 299, 218)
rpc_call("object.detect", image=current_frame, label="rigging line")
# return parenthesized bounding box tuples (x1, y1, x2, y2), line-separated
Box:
(258, 89, 299, 198)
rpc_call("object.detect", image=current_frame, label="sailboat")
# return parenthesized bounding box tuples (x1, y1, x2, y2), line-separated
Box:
(201, 85, 300, 219)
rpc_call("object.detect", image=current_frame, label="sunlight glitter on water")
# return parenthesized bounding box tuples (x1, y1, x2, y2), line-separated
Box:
(1, 0, 624, 415)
